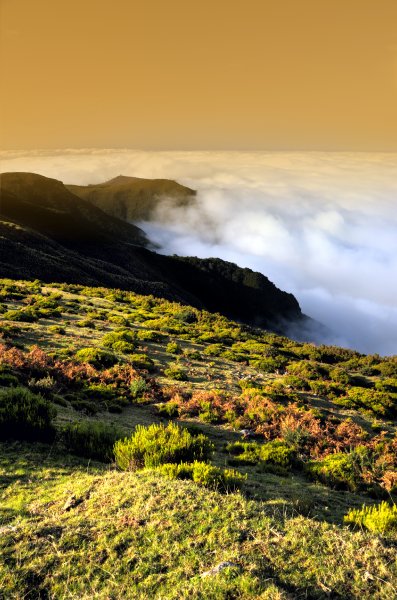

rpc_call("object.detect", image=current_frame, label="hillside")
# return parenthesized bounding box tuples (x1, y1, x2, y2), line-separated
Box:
(67, 174, 196, 222)
(0, 172, 306, 334)
(0, 279, 396, 598)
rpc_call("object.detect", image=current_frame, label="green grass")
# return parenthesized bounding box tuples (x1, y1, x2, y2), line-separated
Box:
(1, 443, 396, 599)
(1, 278, 397, 597)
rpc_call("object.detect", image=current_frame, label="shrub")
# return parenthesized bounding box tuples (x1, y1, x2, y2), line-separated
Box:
(114, 422, 214, 470)
(344, 502, 397, 534)
(129, 353, 155, 371)
(260, 440, 296, 468)
(136, 329, 165, 342)
(28, 376, 56, 397)
(166, 341, 183, 355)
(339, 387, 395, 417)
(0, 372, 19, 387)
(62, 420, 124, 462)
(164, 363, 188, 381)
(75, 347, 117, 368)
(48, 325, 66, 335)
(0, 386, 56, 441)
(85, 383, 117, 400)
(111, 340, 136, 354)
(156, 401, 179, 419)
(70, 398, 100, 415)
(102, 330, 135, 350)
(203, 344, 223, 357)
(307, 447, 371, 491)
(158, 461, 246, 492)
(225, 441, 261, 465)
(129, 377, 148, 400)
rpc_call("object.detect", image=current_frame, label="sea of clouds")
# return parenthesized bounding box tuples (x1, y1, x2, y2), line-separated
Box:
(1, 149, 396, 355)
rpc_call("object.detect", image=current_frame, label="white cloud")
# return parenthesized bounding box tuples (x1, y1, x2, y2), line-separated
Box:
(1, 149, 396, 355)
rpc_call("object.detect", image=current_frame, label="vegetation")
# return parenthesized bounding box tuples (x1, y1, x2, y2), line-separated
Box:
(0, 386, 56, 441)
(114, 423, 214, 470)
(0, 278, 397, 597)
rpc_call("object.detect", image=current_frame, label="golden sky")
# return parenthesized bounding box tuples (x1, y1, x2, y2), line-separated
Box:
(1, 0, 397, 150)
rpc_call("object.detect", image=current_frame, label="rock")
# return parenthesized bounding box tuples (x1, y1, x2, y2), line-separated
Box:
(201, 561, 241, 578)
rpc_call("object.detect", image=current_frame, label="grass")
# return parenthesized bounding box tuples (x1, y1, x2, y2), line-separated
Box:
(1, 278, 397, 597)
(1, 443, 396, 599)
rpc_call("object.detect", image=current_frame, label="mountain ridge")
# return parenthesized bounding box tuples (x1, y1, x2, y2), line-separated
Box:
(0, 171, 309, 335)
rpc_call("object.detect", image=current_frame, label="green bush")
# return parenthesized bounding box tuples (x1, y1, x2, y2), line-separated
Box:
(157, 461, 246, 492)
(338, 387, 395, 417)
(48, 325, 66, 335)
(129, 353, 155, 371)
(307, 447, 371, 491)
(166, 341, 183, 355)
(130, 377, 148, 400)
(226, 440, 296, 473)
(164, 363, 188, 381)
(0, 372, 20, 387)
(0, 386, 56, 441)
(75, 347, 117, 368)
(111, 340, 136, 354)
(203, 343, 223, 357)
(156, 401, 179, 419)
(225, 441, 261, 465)
(3, 308, 39, 323)
(260, 440, 296, 468)
(62, 420, 124, 462)
(85, 383, 117, 400)
(102, 330, 135, 351)
(344, 502, 397, 534)
(114, 422, 214, 471)
(136, 329, 166, 342)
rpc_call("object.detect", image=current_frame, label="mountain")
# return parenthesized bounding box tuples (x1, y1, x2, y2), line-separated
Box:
(0, 172, 149, 246)
(0, 172, 307, 333)
(67, 175, 196, 222)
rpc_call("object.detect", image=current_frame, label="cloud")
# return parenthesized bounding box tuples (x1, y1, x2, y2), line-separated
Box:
(1, 149, 396, 355)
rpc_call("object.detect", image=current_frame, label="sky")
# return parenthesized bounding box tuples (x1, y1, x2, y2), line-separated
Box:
(1, 149, 396, 356)
(1, 0, 397, 150)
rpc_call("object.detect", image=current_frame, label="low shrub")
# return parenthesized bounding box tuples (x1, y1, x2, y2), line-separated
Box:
(114, 422, 214, 470)
(164, 363, 188, 381)
(203, 344, 223, 357)
(62, 420, 124, 462)
(85, 383, 117, 400)
(70, 398, 100, 415)
(136, 329, 166, 342)
(129, 354, 155, 371)
(102, 330, 135, 351)
(48, 325, 66, 335)
(129, 377, 148, 400)
(28, 376, 56, 397)
(75, 347, 117, 368)
(307, 447, 371, 491)
(156, 401, 179, 419)
(226, 439, 296, 473)
(0, 386, 56, 441)
(260, 440, 296, 469)
(344, 502, 397, 534)
(157, 461, 246, 492)
(0, 372, 19, 387)
(166, 341, 183, 355)
(225, 441, 261, 465)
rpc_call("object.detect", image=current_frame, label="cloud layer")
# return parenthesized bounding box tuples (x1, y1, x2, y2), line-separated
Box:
(2, 149, 396, 355)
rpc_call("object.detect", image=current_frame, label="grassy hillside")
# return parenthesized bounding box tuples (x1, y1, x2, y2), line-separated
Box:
(1, 279, 397, 598)
(0, 172, 304, 333)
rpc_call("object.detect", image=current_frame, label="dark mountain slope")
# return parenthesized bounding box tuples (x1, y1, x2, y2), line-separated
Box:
(0, 172, 307, 332)
(0, 172, 149, 246)
(67, 175, 196, 222)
